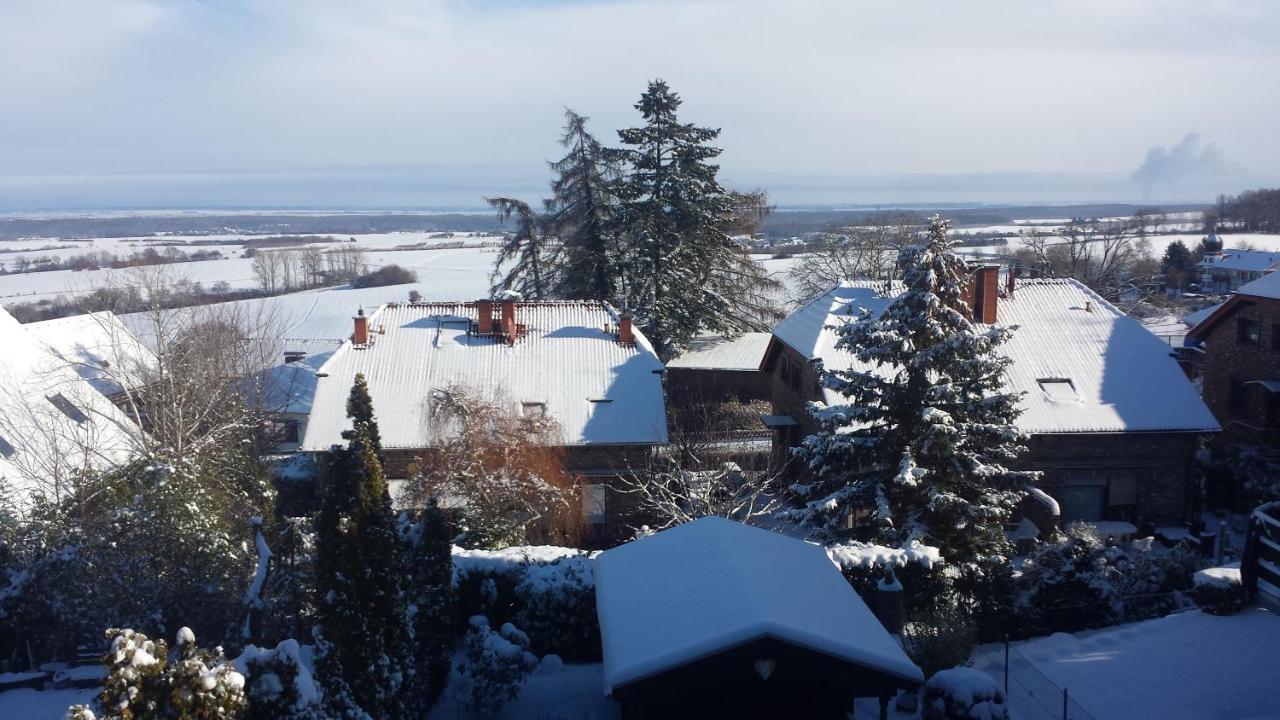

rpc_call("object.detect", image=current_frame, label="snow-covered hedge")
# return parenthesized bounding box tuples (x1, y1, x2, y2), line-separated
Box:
(1193, 566, 1248, 615)
(921, 667, 1010, 720)
(826, 540, 949, 619)
(452, 546, 600, 661)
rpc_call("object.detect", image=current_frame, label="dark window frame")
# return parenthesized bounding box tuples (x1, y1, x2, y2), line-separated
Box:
(1238, 317, 1261, 345)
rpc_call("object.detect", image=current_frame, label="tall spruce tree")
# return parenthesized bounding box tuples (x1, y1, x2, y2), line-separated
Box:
(488, 197, 553, 300)
(314, 379, 417, 719)
(343, 372, 381, 454)
(545, 108, 622, 302)
(789, 217, 1033, 584)
(610, 79, 780, 359)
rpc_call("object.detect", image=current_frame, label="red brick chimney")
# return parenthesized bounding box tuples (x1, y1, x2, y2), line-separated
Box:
(353, 308, 369, 345)
(969, 266, 999, 324)
(618, 314, 634, 345)
(477, 299, 494, 335)
(500, 299, 517, 342)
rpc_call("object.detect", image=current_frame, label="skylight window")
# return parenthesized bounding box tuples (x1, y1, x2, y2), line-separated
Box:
(0, 435, 14, 458)
(521, 401, 546, 418)
(1037, 378, 1077, 402)
(47, 393, 89, 423)
(588, 398, 614, 404)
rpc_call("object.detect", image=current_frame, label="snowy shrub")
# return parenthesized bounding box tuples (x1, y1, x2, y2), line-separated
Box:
(514, 555, 600, 662)
(63, 706, 96, 720)
(455, 616, 537, 720)
(1015, 524, 1119, 635)
(234, 639, 322, 720)
(900, 606, 976, 678)
(93, 627, 247, 720)
(400, 502, 456, 705)
(1193, 567, 1249, 616)
(921, 667, 1010, 720)
(1115, 539, 1199, 621)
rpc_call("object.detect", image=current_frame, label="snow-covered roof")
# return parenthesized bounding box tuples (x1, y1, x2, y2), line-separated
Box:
(666, 332, 772, 371)
(1182, 303, 1223, 327)
(0, 308, 143, 515)
(1237, 270, 1280, 301)
(24, 312, 156, 397)
(300, 301, 667, 451)
(594, 517, 923, 693)
(772, 279, 1219, 434)
(1199, 249, 1280, 274)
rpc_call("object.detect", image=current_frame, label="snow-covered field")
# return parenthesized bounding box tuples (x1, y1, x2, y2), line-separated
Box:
(0, 233, 500, 302)
(0, 686, 97, 720)
(977, 609, 1280, 720)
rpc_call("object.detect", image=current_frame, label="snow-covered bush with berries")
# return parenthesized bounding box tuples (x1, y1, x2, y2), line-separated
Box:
(453, 616, 538, 720)
(922, 666, 1010, 720)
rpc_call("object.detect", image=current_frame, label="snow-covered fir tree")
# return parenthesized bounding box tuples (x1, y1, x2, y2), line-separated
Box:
(609, 79, 779, 360)
(400, 499, 456, 706)
(545, 108, 622, 302)
(488, 196, 553, 300)
(789, 216, 1032, 592)
(343, 372, 381, 454)
(313, 378, 417, 719)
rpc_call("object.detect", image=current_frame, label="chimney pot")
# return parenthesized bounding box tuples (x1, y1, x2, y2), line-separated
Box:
(353, 308, 369, 345)
(618, 315, 634, 345)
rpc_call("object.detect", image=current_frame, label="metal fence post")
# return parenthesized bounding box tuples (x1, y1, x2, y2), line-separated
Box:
(1004, 636, 1010, 694)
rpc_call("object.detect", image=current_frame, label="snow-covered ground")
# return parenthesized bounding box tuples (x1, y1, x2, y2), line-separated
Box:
(0, 233, 500, 302)
(429, 659, 617, 720)
(976, 609, 1280, 720)
(0, 686, 97, 719)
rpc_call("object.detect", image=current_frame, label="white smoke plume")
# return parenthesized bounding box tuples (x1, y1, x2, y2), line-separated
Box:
(1131, 133, 1229, 199)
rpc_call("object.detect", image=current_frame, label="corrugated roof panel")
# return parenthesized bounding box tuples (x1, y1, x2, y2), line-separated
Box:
(667, 332, 773, 371)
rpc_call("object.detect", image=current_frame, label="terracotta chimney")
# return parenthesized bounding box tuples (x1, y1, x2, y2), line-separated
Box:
(353, 308, 369, 345)
(969, 266, 999, 324)
(477, 299, 494, 335)
(500, 299, 517, 342)
(618, 314, 634, 345)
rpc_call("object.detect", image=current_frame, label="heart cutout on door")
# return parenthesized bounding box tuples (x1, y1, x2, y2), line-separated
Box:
(754, 658, 776, 681)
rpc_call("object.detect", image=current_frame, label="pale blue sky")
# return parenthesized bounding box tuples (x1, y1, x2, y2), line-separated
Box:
(1, 0, 1277, 210)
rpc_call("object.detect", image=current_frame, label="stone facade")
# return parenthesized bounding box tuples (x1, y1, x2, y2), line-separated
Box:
(1193, 294, 1280, 444)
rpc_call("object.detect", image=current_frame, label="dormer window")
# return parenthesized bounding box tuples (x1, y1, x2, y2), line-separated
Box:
(1037, 378, 1077, 402)
(0, 435, 14, 458)
(47, 393, 88, 423)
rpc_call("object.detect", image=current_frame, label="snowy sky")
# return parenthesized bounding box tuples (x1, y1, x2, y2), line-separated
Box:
(1, 0, 1278, 210)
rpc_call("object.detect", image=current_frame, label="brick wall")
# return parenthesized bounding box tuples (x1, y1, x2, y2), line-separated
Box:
(1197, 296, 1280, 443)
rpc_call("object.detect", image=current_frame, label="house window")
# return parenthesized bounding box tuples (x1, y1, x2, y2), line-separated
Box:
(1272, 324, 1280, 351)
(1106, 471, 1140, 522)
(47, 393, 88, 424)
(521, 401, 546, 418)
(0, 435, 14, 458)
(1228, 378, 1248, 416)
(584, 484, 607, 526)
(280, 420, 300, 444)
(1267, 391, 1280, 429)
(780, 355, 791, 384)
(1058, 468, 1106, 524)
(1238, 317, 1260, 345)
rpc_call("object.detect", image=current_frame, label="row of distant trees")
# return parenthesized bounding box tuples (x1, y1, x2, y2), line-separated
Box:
(249, 245, 367, 293)
(485, 80, 780, 360)
(0, 246, 223, 275)
(1205, 188, 1280, 233)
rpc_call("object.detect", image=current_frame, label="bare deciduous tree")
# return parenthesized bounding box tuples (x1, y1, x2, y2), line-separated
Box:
(788, 212, 919, 303)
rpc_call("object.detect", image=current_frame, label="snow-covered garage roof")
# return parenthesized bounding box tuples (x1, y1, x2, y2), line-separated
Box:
(666, 332, 772, 371)
(594, 517, 923, 694)
(1198, 249, 1280, 274)
(300, 301, 667, 451)
(0, 308, 143, 515)
(772, 278, 1219, 435)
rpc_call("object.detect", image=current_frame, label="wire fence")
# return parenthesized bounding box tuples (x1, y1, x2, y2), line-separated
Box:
(971, 642, 1099, 720)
